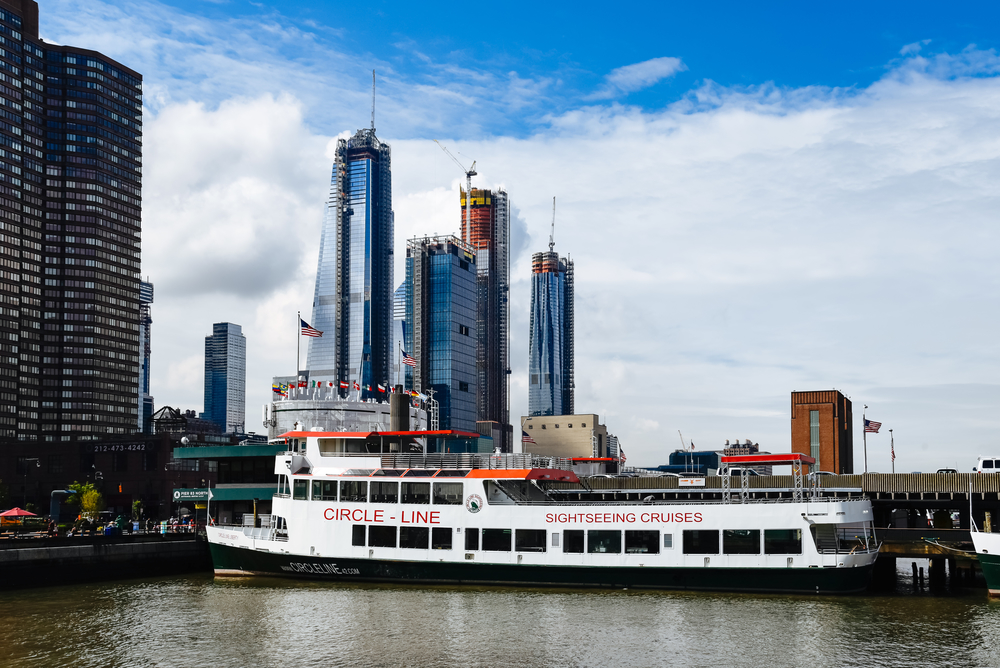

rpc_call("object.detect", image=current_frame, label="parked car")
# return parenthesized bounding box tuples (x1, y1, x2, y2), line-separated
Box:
(936, 468, 958, 474)
(814, 471, 837, 476)
(973, 457, 999, 473)
(725, 467, 760, 476)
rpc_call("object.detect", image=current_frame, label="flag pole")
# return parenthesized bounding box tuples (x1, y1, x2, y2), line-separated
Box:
(863, 404, 868, 473)
(296, 310, 300, 381)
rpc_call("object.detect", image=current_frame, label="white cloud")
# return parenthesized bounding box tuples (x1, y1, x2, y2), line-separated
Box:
(590, 57, 687, 99)
(40, 0, 1000, 470)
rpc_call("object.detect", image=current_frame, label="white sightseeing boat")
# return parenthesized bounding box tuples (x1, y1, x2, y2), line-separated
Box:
(971, 526, 1000, 597)
(206, 432, 879, 594)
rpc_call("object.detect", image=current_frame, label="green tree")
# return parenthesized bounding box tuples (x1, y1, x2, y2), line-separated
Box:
(131, 499, 143, 521)
(79, 489, 104, 520)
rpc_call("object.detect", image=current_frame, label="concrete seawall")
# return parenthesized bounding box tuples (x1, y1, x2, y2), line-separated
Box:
(0, 535, 211, 589)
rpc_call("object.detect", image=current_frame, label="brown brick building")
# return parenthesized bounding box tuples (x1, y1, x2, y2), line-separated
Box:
(790, 390, 854, 474)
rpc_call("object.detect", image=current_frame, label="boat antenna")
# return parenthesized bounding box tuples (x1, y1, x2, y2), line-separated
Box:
(371, 70, 376, 132)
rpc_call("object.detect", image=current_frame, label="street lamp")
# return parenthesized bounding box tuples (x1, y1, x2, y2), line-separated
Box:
(22, 457, 40, 507)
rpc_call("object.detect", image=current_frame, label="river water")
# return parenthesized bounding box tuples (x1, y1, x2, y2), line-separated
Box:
(1, 567, 998, 668)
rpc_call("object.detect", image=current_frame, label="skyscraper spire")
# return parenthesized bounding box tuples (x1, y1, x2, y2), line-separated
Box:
(371, 70, 376, 132)
(549, 196, 556, 252)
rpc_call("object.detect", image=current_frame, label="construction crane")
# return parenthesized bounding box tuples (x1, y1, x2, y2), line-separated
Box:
(434, 140, 477, 245)
(550, 196, 556, 252)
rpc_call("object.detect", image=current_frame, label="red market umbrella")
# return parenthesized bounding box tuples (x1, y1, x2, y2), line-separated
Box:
(0, 507, 36, 517)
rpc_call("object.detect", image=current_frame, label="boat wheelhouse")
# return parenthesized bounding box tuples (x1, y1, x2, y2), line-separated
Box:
(206, 432, 879, 594)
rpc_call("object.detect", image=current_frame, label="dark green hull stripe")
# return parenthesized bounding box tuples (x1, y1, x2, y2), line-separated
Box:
(979, 552, 1000, 596)
(209, 543, 873, 594)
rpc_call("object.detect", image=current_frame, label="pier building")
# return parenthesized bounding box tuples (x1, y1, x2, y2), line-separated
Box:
(790, 390, 854, 474)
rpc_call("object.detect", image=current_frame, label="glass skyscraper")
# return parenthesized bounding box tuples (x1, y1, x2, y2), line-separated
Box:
(203, 322, 246, 434)
(138, 280, 153, 433)
(459, 188, 510, 449)
(528, 251, 574, 416)
(404, 235, 477, 432)
(306, 128, 393, 400)
(0, 0, 143, 444)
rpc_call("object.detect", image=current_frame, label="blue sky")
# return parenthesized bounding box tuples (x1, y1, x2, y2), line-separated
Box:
(41, 1, 1000, 470)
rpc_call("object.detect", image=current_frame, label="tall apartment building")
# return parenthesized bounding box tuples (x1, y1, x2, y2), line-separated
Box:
(528, 250, 574, 416)
(404, 235, 477, 432)
(790, 390, 853, 474)
(203, 322, 246, 434)
(390, 282, 405, 387)
(459, 188, 510, 450)
(137, 279, 152, 432)
(0, 0, 143, 444)
(306, 127, 393, 401)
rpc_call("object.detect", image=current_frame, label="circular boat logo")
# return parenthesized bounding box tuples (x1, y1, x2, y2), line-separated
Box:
(465, 494, 483, 513)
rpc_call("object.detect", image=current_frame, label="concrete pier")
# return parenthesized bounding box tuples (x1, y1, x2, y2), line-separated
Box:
(0, 534, 210, 589)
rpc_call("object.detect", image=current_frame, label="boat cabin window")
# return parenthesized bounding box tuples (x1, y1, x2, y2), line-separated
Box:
(663, 533, 673, 549)
(435, 470, 470, 477)
(292, 479, 308, 500)
(433, 482, 463, 504)
(564, 530, 584, 553)
(312, 480, 337, 501)
(352, 525, 365, 546)
(482, 528, 512, 551)
(465, 529, 479, 551)
(432, 527, 452, 550)
(764, 529, 802, 554)
(373, 469, 406, 477)
(625, 530, 660, 554)
(340, 481, 367, 502)
(403, 469, 435, 477)
(683, 530, 719, 554)
(401, 482, 430, 504)
(400, 526, 429, 549)
(588, 530, 622, 554)
(368, 526, 396, 548)
(370, 481, 398, 503)
(723, 529, 760, 554)
(515, 529, 546, 552)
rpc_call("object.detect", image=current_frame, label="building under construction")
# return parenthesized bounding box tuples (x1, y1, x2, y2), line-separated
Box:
(459, 188, 511, 451)
(529, 248, 574, 417)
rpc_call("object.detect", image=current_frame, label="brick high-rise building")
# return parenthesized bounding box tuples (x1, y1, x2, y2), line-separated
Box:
(0, 0, 143, 444)
(790, 390, 853, 474)
(459, 188, 510, 450)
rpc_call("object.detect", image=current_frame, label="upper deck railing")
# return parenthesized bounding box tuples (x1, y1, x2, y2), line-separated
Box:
(306, 452, 576, 471)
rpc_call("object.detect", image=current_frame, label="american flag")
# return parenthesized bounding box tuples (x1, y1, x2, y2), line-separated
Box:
(891, 441, 895, 463)
(401, 349, 417, 367)
(300, 319, 323, 337)
(619, 446, 627, 465)
(522, 430, 536, 444)
(864, 419, 881, 433)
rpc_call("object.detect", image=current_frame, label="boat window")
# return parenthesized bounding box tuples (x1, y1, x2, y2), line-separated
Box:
(368, 525, 396, 548)
(683, 530, 719, 554)
(312, 480, 337, 501)
(465, 528, 479, 551)
(723, 529, 760, 554)
(432, 527, 452, 550)
(373, 469, 406, 477)
(340, 481, 367, 503)
(400, 526, 429, 549)
(515, 529, 547, 552)
(663, 533, 673, 549)
(552, 533, 560, 548)
(564, 530, 584, 553)
(352, 525, 365, 546)
(588, 530, 622, 554)
(401, 482, 431, 504)
(625, 530, 660, 554)
(402, 469, 436, 477)
(764, 529, 802, 554)
(482, 528, 512, 551)
(370, 481, 399, 503)
(343, 469, 374, 476)
(433, 482, 463, 504)
(292, 479, 308, 500)
(435, 470, 471, 477)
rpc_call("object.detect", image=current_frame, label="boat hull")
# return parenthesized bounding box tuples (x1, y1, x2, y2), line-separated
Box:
(209, 542, 873, 594)
(971, 531, 1000, 597)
